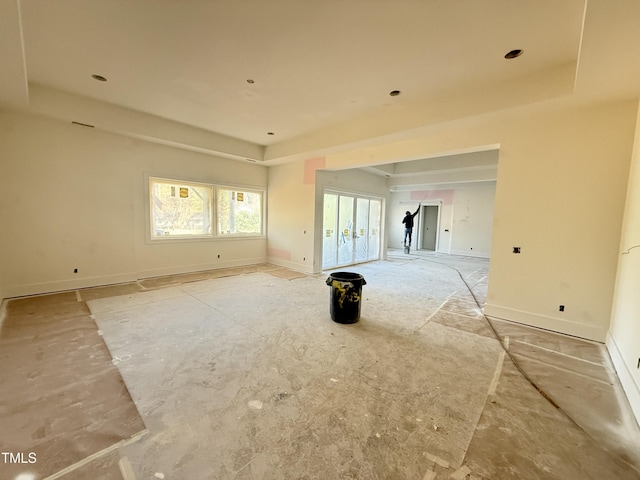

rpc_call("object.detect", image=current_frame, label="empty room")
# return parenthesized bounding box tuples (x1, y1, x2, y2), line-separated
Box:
(1, 1, 640, 479)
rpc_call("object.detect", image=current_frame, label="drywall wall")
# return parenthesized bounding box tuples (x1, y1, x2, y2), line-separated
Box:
(389, 185, 495, 257)
(608, 100, 640, 424)
(267, 161, 390, 274)
(0, 111, 267, 298)
(320, 99, 636, 342)
(266, 159, 317, 273)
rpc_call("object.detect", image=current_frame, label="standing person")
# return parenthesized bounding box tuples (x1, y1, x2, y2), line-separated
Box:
(402, 204, 421, 247)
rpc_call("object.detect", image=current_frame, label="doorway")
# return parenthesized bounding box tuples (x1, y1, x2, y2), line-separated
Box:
(322, 192, 383, 269)
(419, 204, 439, 251)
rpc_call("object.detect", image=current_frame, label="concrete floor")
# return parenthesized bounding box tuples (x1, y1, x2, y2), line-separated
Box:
(1, 253, 639, 479)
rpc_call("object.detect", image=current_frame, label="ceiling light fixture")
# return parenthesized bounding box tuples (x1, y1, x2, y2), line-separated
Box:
(91, 74, 107, 81)
(504, 49, 523, 59)
(389, 90, 401, 96)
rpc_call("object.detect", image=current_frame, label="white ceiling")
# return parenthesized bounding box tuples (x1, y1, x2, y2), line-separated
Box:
(2, 0, 640, 166)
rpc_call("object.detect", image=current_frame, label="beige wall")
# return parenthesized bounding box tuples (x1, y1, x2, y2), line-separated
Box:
(608, 100, 640, 422)
(321, 99, 636, 342)
(266, 160, 316, 273)
(0, 111, 267, 298)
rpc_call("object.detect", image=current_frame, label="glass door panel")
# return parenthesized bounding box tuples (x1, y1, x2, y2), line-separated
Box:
(322, 193, 339, 269)
(337, 196, 355, 266)
(368, 199, 381, 261)
(355, 198, 370, 262)
(322, 192, 382, 269)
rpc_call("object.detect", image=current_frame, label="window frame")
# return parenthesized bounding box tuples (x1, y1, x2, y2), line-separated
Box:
(215, 185, 265, 237)
(146, 175, 266, 243)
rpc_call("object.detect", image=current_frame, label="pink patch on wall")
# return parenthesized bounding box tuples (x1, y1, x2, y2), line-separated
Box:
(303, 157, 326, 185)
(411, 189, 455, 205)
(267, 248, 292, 260)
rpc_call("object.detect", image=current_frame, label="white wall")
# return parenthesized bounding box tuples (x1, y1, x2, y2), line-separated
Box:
(389, 185, 495, 257)
(0, 111, 267, 298)
(607, 100, 640, 423)
(320, 99, 636, 342)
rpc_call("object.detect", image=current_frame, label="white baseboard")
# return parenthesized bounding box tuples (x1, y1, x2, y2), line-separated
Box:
(606, 333, 640, 428)
(3, 272, 138, 299)
(136, 256, 267, 280)
(448, 249, 491, 258)
(1, 257, 269, 300)
(483, 303, 607, 342)
(267, 257, 314, 275)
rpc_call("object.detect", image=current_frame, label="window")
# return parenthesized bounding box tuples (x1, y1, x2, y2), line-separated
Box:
(217, 188, 263, 236)
(148, 177, 264, 240)
(150, 178, 213, 238)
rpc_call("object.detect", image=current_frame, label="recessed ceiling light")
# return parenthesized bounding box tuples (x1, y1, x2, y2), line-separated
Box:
(91, 74, 107, 81)
(504, 49, 523, 59)
(389, 90, 401, 96)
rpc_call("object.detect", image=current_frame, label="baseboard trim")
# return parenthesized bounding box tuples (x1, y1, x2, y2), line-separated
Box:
(606, 332, 640, 427)
(2, 257, 269, 300)
(483, 303, 607, 342)
(136, 257, 267, 280)
(267, 257, 314, 275)
(2, 272, 138, 300)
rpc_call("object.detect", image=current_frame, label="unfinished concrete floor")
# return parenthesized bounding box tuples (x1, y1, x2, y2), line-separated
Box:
(1, 254, 639, 479)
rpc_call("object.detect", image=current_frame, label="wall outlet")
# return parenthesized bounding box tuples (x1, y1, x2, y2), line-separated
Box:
(559, 305, 565, 312)
(513, 247, 521, 254)
(73, 268, 78, 274)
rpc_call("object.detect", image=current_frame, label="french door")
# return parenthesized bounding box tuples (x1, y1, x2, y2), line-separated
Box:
(323, 192, 382, 269)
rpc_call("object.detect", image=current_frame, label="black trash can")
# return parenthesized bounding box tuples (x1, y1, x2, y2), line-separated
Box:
(325, 272, 367, 324)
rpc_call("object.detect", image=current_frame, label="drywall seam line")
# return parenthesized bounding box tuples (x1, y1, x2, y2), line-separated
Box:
(42, 429, 148, 480)
(119, 456, 137, 480)
(510, 352, 612, 386)
(415, 298, 449, 332)
(512, 339, 603, 366)
(488, 347, 507, 396)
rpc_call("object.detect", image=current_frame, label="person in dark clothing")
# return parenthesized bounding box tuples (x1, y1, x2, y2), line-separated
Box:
(402, 204, 421, 246)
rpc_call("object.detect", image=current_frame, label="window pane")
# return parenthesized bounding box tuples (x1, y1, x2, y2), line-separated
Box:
(150, 179, 212, 237)
(217, 188, 263, 235)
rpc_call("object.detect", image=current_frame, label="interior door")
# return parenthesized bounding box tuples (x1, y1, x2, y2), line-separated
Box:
(421, 205, 439, 251)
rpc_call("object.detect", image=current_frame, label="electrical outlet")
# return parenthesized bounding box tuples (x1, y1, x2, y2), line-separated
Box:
(559, 305, 565, 312)
(73, 268, 78, 274)
(513, 247, 521, 254)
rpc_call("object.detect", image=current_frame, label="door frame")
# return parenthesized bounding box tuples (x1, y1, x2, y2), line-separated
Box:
(322, 189, 385, 269)
(417, 202, 441, 251)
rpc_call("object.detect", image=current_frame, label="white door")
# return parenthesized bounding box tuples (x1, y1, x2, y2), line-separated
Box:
(420, 205, 439, 251)
(322, 193, 382, 269)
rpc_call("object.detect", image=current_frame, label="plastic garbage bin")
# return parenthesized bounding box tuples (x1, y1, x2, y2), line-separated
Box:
(325, 272, 367, 324)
